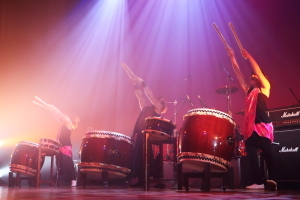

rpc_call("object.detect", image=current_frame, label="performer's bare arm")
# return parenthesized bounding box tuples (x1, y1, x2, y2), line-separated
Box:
(133, 75, 163, 114)
(121, 63, 147, 110)
(135, 88, 147, 110)
(226, 48, 249, 93)
(33, 96, 75, 130)
(121, 63, 162, 113)
(144, 86, 163, 115)
(241, 49, 271, 97)
(45, 105, 74, 130)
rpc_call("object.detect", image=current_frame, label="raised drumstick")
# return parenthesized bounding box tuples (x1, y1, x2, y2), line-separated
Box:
(212, 23, 230, 48)
(34, 96, 48, 106)
(121, 63, 136, 82)
(229, 22, 247, 59)
(121, 63, 132, 79)
(32, 101, 45, 108)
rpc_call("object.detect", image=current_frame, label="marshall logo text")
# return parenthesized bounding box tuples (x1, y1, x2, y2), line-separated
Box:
(281, 111, 300, 118)
(279, 146, 299, 153)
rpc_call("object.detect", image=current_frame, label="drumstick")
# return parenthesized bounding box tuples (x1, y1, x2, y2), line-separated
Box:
(212, 23, 230, 48)
(229, 22, 247, 59)
(229, 22, 243, 50)
(34, 96, 48, 106)
(121, 63, 132, 79)
(123, 63, 136, 80)
(121, 63, 135, 82)
(32, 101, 45, 108)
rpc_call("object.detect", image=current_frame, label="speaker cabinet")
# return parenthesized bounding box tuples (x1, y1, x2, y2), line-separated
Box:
(272, 128, 300, 181)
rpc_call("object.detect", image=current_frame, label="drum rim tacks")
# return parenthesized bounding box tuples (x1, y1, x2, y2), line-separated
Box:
(83, 130, 133, 145)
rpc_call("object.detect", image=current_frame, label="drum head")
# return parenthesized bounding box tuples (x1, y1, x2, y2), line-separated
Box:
(84, 130, 132, 145)
(39, 138, 61, 155)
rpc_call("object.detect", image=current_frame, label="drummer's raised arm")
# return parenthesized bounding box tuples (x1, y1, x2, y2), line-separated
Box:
(241, 49, 270, 96)
(226, 47, 249, 93)
(135, 88, 147, 111)
(45, 104, 73, 130)
(142, 83, 163, 115)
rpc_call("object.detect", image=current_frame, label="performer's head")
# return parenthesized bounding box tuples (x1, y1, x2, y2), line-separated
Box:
(250, 73, 260, 87)
(250, 71, 270, 88)
(158, 97, 167, 114)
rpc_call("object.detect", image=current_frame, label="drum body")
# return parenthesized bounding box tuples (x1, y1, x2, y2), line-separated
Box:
(145, 117, 176, 136)
(10, 141, 45, 176)
(39, 138, 61, 155)
(178, 108, 235, 172)
(79, 131, 134, 179)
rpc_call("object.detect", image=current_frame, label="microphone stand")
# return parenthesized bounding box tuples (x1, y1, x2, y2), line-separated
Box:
(197, 95, 208, 108)
(166, 100, 178, 125)
(289, 88, 300, 105)
(221, 63, 234, 116)
(170, 99, 187, 128)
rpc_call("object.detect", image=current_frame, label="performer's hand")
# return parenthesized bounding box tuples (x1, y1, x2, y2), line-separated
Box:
(226, 47, 235, 58)
(44, 104, 55, 110)
(134, 76, 144, 85)
(241, 49, 251, 59)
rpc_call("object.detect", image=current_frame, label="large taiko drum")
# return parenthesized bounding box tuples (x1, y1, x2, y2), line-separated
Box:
(78, 131, 134, 179)
(144, 117, 176, 141)
(9, 141, 45, 176)
(177, 108, 235, 172)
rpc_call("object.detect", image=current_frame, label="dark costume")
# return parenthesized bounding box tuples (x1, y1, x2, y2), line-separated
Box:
(56, 124, 76, 184)
(244, 87, 276, 184)
(131, 105, 159, 183)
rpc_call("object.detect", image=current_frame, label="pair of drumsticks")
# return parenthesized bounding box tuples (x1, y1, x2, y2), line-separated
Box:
(32, 96, 48, 108)
(213, 22, 246, 59)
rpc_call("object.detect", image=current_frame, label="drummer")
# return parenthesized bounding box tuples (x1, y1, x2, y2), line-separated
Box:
(121, 63, 167, 187)
(226, 48, 276, 190)
(40, 102, 79, 186)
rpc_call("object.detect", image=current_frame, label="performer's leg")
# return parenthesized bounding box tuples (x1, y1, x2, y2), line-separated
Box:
(131, 133, 143, 187)
(245, 132, 263, 185)
(259, 137, 276, 181)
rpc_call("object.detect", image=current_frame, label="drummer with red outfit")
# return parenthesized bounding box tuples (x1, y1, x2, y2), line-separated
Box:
(121, 63, 167, 187)
(226, 48, 277, 190)
(42, 103, 80, 186)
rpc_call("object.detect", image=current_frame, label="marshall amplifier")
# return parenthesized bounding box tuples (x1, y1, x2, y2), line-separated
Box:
(268, 105, 300, 128)
(272, 128, 300, 182)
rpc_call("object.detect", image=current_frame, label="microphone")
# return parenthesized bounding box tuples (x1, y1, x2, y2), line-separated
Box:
(197, 95, 207, 108)
(186, 95, 194, 108)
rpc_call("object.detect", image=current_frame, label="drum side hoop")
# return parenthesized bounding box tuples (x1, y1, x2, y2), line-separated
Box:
(184, 109, 235, 125)
(40, 144, 59, 150)
(83, 131, 133, 145)
(17, 141, 39, 148)
(9, 164, 36, 176)
(78, 162, 130, 176)
(145, 117, 176, 128)
(177, 152, 231, 170)
(40, 145, 60, 154)
(40, 138, 62, 146)
(142, 130, 173, 140)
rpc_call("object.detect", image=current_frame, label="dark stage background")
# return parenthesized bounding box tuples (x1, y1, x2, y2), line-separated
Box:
(0, 0, 300, 182)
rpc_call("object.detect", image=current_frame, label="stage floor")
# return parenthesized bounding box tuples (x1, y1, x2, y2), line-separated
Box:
(1, 185, 300, 200)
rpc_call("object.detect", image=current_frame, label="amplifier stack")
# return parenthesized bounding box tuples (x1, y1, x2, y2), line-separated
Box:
(268, 105, 300, 188)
